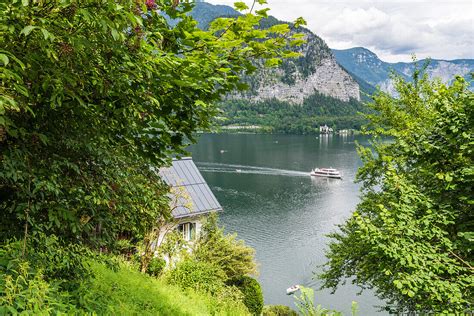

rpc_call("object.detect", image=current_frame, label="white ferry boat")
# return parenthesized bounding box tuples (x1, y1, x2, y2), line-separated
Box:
(310, 168, 342, 179)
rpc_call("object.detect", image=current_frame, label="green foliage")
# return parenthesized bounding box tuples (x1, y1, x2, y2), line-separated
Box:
(0, 252, 249, 315)
(294, 286, 357, 316)
(192, 213, 258, 279)
(0, 238, 90, 314)
(167, 259, 228, 295)
(0, 261, 78, 315)
(0, 235, 91, 286)
(228, 275, 264, 315)
(146, 257, 166, 277)
(321, 73, 474, 313)
(79, 259, 249, 315)
(0, 0, 300, 250)
(263, 305, 298, 316)
(165, 214, 260, 315)
(166, 258, 248, 314)
(219, 93, 368, 134)
(158, 229, 188, 263)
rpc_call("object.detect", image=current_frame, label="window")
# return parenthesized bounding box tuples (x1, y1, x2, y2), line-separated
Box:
(177, 222, 196, 241)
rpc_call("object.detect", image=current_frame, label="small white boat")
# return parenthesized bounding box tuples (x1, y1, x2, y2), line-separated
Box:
(286, 284, 301, 295)
(310, 168, 342, 179)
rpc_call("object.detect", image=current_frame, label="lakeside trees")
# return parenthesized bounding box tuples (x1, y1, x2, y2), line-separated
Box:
(321, 73, 473, 313)
(219, 93, 368, 134)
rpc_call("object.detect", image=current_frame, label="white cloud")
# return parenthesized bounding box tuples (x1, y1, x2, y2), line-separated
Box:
(205, 0, 474, 62)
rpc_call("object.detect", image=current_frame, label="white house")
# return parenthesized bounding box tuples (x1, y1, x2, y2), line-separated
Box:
(156, 157, 222, 246)
(320, 124, 334, 134)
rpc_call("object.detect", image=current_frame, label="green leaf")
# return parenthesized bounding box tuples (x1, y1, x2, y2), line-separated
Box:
(264, 58, 281, 67)
(234, 1, 248, 11)
(255, 8, 270, 18)
(20, 25, 37, 37)
(40, 28, 54, 41)
(0, 54, 9, 66)
(268, 24, 289, 34)
(294, 17, 307, 27)
(22, 0, 29, 6)
(38, 133, 48, 145)
(111, 28, 119, 41)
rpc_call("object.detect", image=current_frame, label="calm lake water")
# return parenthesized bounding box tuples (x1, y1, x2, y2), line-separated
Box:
(189, 133, 386, 315)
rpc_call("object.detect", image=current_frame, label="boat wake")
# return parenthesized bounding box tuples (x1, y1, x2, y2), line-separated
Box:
(196, 162, 308, 178)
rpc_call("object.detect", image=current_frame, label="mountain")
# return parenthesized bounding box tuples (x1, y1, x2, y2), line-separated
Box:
(190, 2, 360, 104)
(190, 1, 239, 29)
(333, 47, 474, 94)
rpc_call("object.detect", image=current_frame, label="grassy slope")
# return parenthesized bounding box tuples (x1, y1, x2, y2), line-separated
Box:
(82, 261, 249, 316)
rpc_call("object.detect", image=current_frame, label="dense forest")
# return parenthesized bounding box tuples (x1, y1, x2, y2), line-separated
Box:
(220, 92, 368, 133)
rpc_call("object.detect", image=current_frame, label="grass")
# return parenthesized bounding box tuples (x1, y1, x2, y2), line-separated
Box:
(80, 260, 250, 315)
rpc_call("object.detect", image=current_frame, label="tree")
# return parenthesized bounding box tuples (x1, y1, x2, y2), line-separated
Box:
(320, 72, 473, 313)
(228, 275, 264, 315)
(0, 0, 304, 252)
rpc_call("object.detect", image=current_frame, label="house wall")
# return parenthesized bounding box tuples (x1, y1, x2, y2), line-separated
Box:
(154, 214, 206, 250)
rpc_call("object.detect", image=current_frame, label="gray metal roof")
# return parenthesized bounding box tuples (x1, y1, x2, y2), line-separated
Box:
(159, 157, 222, 218)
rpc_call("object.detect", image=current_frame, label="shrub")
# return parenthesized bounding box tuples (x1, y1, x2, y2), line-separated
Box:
(263, 305, 298, 316)
(146, 257, 166, 277)
(167, 259, 228, 295)
(0, 235, 90, 285)
(193, 213, 257, 279)
(166, 259, 249, 314)
(228, 276, 264, 315)
(0, 261, 78, 314)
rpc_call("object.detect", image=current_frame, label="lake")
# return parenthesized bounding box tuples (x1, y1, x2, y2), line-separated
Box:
(189, 133, 386, 315)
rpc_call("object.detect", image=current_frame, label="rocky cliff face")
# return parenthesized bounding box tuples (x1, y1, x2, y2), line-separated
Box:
(249, 56, 360, 103)
(232, 24, 360, 104)
(191, 4, 361, 104)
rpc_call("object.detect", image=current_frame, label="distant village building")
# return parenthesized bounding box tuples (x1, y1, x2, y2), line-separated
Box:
(319, 124, 333, 134)
(156, 157, 222, 247)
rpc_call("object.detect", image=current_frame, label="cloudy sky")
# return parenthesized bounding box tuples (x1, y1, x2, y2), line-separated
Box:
(206, 0, 474, 62)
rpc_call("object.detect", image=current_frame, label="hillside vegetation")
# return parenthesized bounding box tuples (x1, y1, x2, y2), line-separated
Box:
(220, 92, 368, 134)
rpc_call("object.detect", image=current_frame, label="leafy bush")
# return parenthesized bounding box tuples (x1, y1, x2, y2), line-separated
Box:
(294, 286, 358, 316)
(167, 259, 227, 295)
(166, 259, 249, 314)
(193, 213, 257, 279)
(228, 276, 264, 315)
(0, 261, 78, 315)
(263, 305, 298, 316)
(0, 235, 90, 285)
(146, 257, 166, 277)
